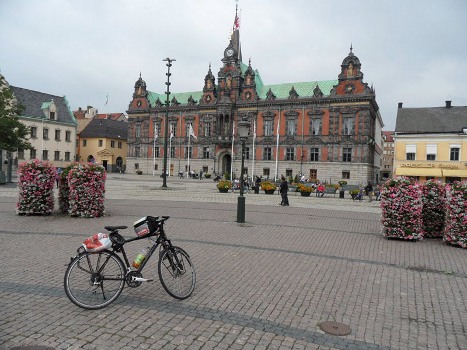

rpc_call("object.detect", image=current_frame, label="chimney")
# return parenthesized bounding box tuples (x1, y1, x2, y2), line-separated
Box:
(398, 102, 403, 109)
(445, 100, 452, 108)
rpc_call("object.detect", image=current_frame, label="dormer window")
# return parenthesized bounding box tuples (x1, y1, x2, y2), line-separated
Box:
(41, 100, 57, 120)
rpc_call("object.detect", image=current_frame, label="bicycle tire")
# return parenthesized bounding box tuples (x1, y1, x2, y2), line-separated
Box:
(158, 246, 196, 300)
(64, 250, 126, 310)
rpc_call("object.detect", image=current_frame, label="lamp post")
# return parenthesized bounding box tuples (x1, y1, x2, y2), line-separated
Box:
(236, 117, 251, 223)
(162, 58, 175, 188)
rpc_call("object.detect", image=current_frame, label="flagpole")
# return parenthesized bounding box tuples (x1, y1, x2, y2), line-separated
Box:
(230, 122, 235, 182)
(251, 118, 256, 182)
(187, 128, 190, 178)
(153, 121, 156, 176)
(168, 134, 172, 177)
(275, 108, 281, 181)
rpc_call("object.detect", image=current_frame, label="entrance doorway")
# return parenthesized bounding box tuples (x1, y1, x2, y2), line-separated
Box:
(222, 154, 231, 177)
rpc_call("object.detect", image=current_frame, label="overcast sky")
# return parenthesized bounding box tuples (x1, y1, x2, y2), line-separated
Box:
(1, 0, 466, 131)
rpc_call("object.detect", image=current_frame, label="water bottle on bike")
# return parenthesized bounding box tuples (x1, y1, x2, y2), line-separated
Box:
(132, 248, 149, 269)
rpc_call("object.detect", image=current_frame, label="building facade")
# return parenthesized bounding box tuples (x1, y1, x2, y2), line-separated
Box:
(126, 12, 383, 185)
(381, 131, 394, 180)
(9, 85, 77, 168)
(394, 101, 467, 182)
(78, 118, 128, 172)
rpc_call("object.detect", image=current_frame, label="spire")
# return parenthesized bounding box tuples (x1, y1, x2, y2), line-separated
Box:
(231, 4, 242, 62)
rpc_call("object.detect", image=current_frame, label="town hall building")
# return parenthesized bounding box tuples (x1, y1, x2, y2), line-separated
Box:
(126, 10, 383, 185)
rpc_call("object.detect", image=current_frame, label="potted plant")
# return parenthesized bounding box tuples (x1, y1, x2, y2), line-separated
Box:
(297, 183, 313, 197)
(217, 180, 232, 193)
(204, 173, 212, 179)
(261, 181, 277, 194)
(136, 169, 143, 175)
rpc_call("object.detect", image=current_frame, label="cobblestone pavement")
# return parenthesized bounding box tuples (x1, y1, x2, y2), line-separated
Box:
(1, 174, 466, 350)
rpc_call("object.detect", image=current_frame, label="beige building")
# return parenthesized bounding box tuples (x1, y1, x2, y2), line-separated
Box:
(9, 86, 77, 168)
(394, 101, 467, 182)
(78, 118, 128, 172)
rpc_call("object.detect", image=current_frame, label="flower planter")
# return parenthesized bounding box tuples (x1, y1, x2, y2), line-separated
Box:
(16, 160, 55, 215)
(421, 180, 446, 238)
(443, 181, 467, 248)
(380, 177, 423, 240)
(264, 189, 275, 195)
(218, 188, 229, 193)
(300, 191, 311, 197)
(68, 163, 106, 218)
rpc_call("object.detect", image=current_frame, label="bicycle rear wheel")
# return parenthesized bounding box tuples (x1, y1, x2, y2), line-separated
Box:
(64, 251, 125, 310)
(158, 246, 196, 300)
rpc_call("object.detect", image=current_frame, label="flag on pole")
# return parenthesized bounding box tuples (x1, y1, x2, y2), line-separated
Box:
(154, 124, 158, 141)
(170, 124, 174, 140)
(189, 124, 197, 139)
(233, 16, 240, 31)
(253, 119, 256, 140)
(105, 94, 109, 106)
(275, 112, 281, 181)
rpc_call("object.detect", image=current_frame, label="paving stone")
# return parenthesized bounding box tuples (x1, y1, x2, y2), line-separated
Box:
(0, 174, 466, 350)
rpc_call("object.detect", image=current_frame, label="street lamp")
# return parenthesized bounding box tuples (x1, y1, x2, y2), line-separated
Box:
(236, 117, 251, 223)
(162, 58, 175, 188)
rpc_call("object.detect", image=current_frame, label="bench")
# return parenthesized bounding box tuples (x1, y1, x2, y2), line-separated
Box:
(323, 187, 337, 197)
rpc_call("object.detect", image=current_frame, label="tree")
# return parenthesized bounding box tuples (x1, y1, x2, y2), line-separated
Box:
(0, 73, 32, 183)
(0, 74, 31, 152)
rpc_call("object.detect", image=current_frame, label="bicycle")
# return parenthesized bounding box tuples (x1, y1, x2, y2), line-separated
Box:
(64, 215, 196, 310)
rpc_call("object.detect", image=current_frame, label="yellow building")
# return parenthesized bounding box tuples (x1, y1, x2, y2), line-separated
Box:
(78, 118, 128, 172)
(394, 101, 467, 182)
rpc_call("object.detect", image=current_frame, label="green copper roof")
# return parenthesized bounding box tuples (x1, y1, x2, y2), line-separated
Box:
(41, 101, 52, 109)
(148, 90, 204, 106)
(147, 65, 337, 106)
(259, 80, 337, 99)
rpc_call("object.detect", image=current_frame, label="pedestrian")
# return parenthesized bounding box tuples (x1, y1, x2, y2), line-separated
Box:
(279, 176, 289, 206)
(317, 183, 325, 197)
(55, 167, 62, 188)
(199, 170, 203, 180)
(365, 181, 374, 202)
(254, 176, 261, 194)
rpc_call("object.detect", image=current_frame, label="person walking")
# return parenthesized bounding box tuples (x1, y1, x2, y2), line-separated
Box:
(279, 176, 289, 206)
(365, 181, 374, 202)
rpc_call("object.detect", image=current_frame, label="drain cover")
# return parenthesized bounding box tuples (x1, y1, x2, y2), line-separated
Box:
(318, 321, 351, 336)
(11, 346, 55, 350)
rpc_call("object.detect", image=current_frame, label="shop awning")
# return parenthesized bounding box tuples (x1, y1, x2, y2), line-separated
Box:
(442, 169, 467, 178)
(395, 168, 443, 177)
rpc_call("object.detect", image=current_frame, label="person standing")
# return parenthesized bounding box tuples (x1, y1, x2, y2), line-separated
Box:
(279, 176, 289, 206)
(254, 176, 261, 194)
(55, 167, 62, 188)
(365, 181, 374, 202)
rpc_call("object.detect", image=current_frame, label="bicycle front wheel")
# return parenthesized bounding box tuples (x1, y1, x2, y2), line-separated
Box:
(158, 246, 196, 300)
(64, 250, 126, 310)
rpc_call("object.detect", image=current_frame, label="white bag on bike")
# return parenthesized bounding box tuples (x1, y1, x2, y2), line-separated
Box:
(82, 233, 112, 252)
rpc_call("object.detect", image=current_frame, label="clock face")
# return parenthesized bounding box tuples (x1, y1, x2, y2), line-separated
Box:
(226, 49, 234, 57)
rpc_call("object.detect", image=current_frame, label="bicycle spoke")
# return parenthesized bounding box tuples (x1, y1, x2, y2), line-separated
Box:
(64, 251, 125, 310)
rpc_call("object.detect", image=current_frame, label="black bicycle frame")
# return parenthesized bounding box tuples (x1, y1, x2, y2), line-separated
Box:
(110, 224, 175, 273)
